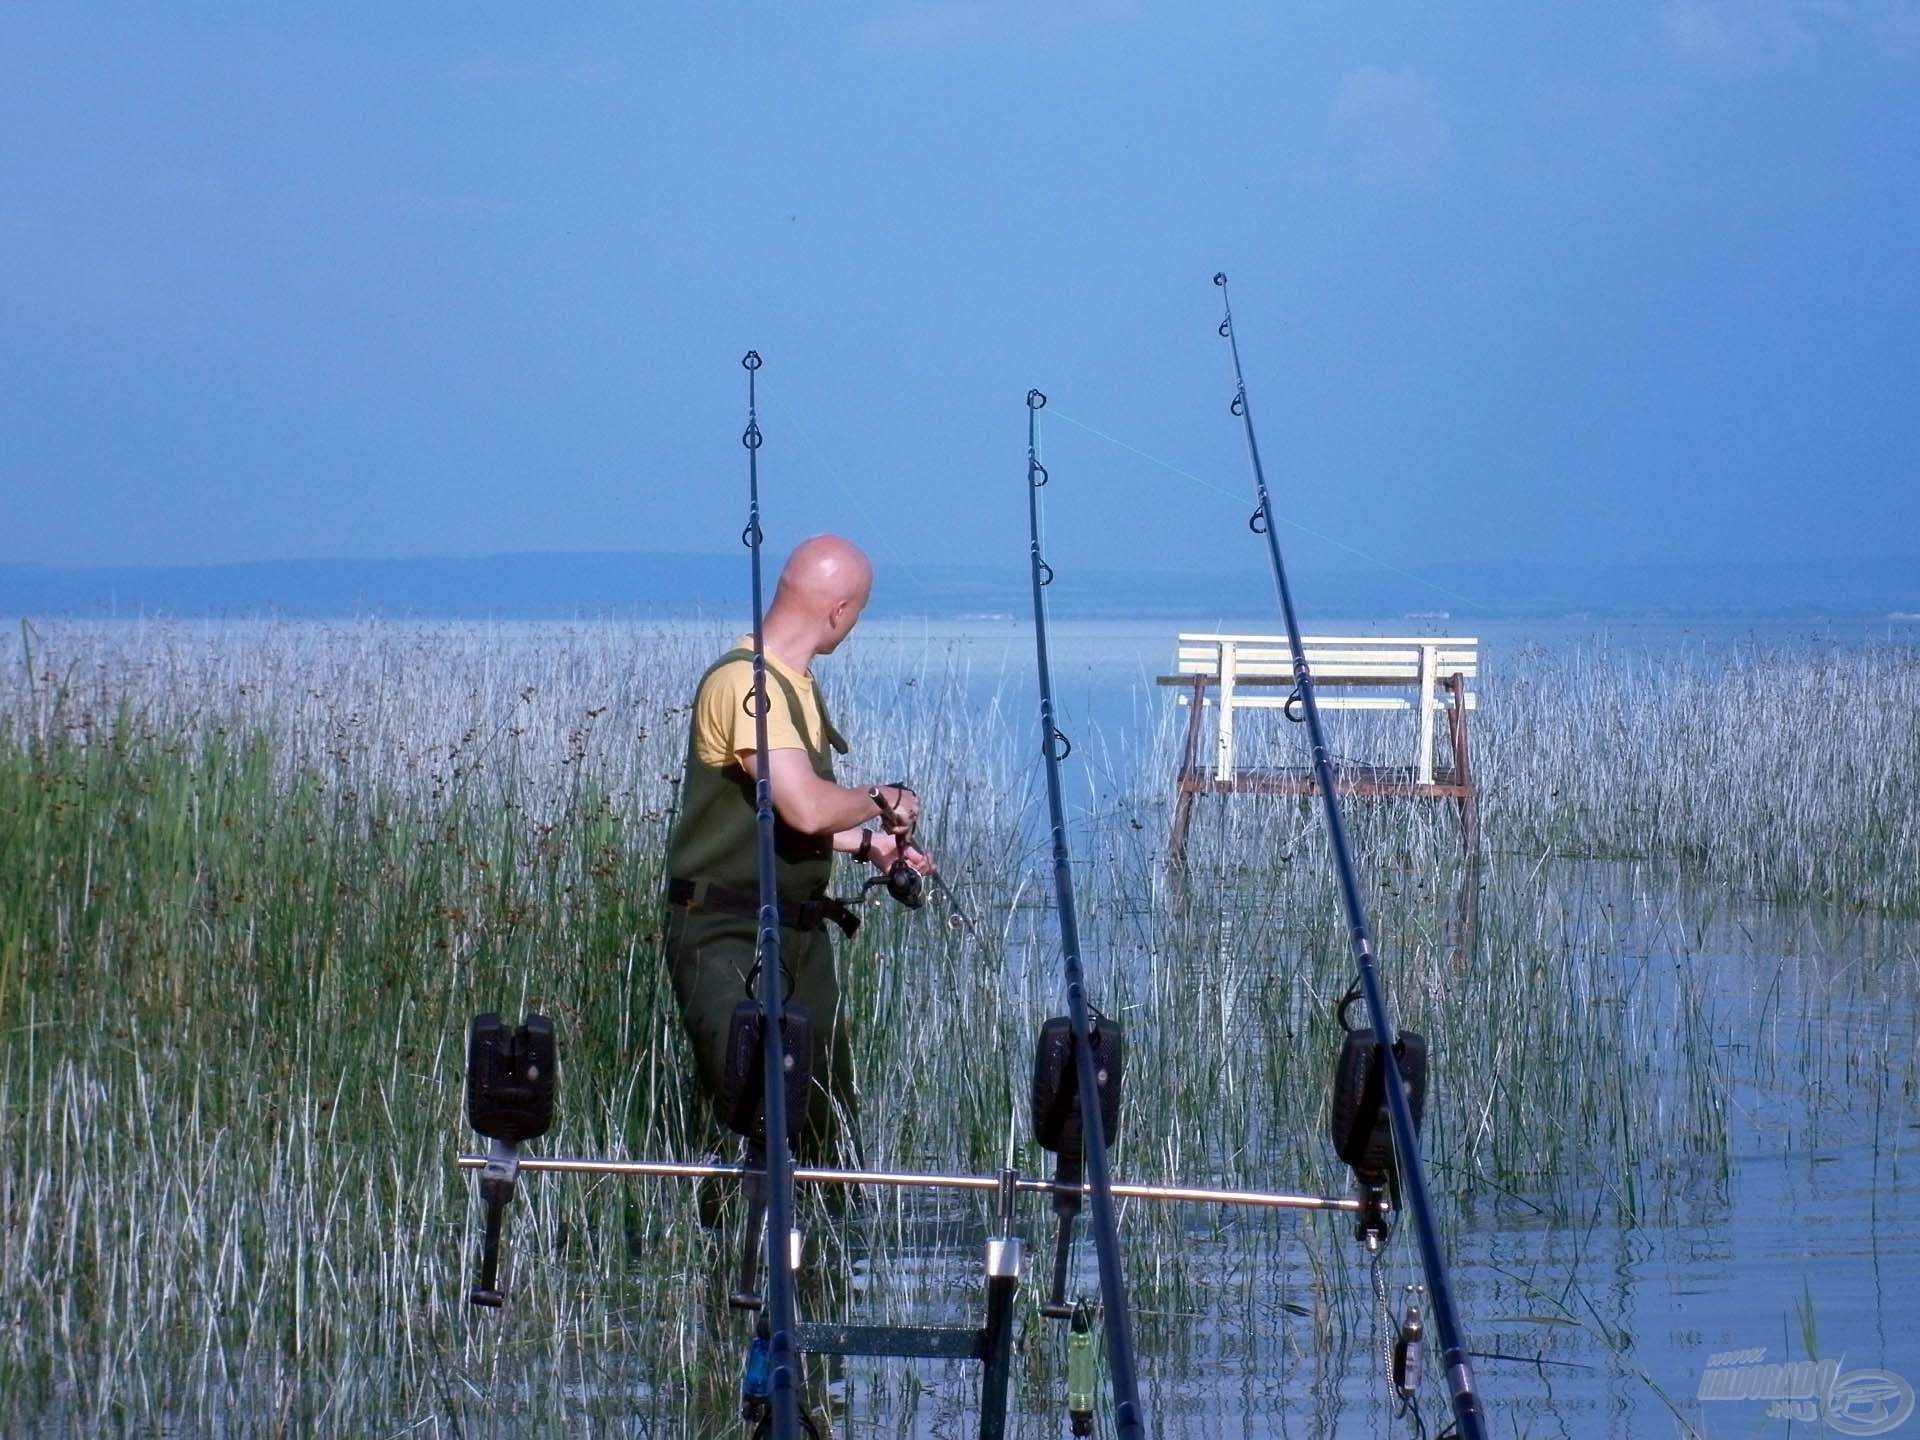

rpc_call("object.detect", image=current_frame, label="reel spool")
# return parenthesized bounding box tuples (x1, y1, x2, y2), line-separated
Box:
(864, 859, 927, 910)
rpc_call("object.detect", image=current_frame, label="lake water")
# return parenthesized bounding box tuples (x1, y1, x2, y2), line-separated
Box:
(821, 616, 1920, 1436)
(845, 613, 1920, 749)
(802, 862, 1919, 1437)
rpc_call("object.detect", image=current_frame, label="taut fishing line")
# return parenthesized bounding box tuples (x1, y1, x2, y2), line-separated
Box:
(1042, 404, 1482, 611)
(1210, 273, 1487, 1439)
(764, 390, 914, 574)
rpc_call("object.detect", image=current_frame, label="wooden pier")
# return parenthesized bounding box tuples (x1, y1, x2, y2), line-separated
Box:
(1163, 634, 1480, 859)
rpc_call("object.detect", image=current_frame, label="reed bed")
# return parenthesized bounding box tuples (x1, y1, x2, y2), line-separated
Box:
(0, 618, 1914, 1436)
(1477, 635, 1920, 914)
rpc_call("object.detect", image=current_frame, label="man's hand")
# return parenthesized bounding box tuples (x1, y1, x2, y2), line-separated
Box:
(871, 785, 921, 837)
(867, 831, 934, 875)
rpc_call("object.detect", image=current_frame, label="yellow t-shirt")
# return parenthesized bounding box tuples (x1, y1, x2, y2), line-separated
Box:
(692, 639, 824, 769)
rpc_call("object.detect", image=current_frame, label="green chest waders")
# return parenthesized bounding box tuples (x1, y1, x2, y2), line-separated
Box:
(662, 651, 857, 1164)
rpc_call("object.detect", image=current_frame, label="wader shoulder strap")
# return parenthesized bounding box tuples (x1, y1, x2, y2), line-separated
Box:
(760, 661, 836, 770)
(709, 645, 844, 761)
(813, 678, 850, 756)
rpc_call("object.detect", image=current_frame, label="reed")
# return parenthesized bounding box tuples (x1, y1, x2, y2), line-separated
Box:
(1476, 634, 1920, 914)
(0, 618, 1912, 1435)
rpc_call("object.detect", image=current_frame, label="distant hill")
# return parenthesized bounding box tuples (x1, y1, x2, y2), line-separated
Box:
(1, 550, 1914, 622)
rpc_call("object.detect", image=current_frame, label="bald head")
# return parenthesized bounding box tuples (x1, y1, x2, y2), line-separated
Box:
(778, 535, 873, 605)
(766, 534, 873, 659)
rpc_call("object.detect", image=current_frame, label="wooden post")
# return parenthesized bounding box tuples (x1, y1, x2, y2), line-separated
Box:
(1446, 671, 1477, 854)
(1216, 640, 1238, 782)
(1416, 643, 1438, 786)
(1168, 675, 1209, 861)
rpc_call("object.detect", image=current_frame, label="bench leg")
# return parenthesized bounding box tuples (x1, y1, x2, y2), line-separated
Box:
(1169, 783, 1198, 865)
(1167, 676, 1209, 866)
(1458, 791, 1479, 856)
(1446, 672, 1479, 858)
(1450, 850, 1483, 971)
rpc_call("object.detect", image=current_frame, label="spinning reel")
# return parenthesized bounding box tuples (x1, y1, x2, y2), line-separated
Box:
(862, 782, 926, 907)
(864, 855, 928, 909)
(862, 782, 976, 935)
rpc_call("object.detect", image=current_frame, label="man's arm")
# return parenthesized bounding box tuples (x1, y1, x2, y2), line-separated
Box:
(739, 748, 920, 836)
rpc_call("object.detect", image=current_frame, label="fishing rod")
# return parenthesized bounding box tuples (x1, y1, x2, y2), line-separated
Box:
(1209, 273, 1486, 1439)
(740, 349, 804, 1440)
(1023, 388, 1146, 1440)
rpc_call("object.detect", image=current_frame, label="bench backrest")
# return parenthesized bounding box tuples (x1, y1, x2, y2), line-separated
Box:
(1170, 633, 1479, 783)
(1173, 634, 1479, 686)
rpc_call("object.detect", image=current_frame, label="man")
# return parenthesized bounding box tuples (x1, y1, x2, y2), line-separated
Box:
(662, 533, 930, 1164)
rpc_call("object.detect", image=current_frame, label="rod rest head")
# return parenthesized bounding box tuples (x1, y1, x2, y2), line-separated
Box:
(1030, 1015, 1125, 1156)
(720, 1001, 813, 1145)
(1329, 1027, 1427, 1188)
(467, 1013, 556, 1146)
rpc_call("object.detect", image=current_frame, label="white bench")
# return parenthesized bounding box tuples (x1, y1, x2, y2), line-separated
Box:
(1161, 633, 1480, 855)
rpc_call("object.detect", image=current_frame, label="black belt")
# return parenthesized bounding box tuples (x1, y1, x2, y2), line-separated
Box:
(665, 877, 862, 939)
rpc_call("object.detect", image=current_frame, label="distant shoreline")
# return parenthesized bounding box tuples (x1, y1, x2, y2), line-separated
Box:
(4, 549, 1916, 624)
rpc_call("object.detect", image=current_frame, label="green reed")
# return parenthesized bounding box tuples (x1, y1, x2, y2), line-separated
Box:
(1476, 635, 1920, 914)
(1, 618, 1914, 1435)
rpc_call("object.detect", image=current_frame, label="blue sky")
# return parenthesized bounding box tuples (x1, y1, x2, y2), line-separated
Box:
(3, 3, 1916, 582)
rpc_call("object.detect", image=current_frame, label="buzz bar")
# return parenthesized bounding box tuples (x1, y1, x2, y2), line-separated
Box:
(454, 1154, 1366, 1215)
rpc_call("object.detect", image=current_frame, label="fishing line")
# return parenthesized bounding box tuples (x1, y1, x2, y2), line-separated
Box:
(1044, 405, 1482, 611)
(762, 385, 974, 900)
(764, 390, 914, 575)
(1023, 389, 1148, 1440)
(1210, 273, 1488, 1440)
